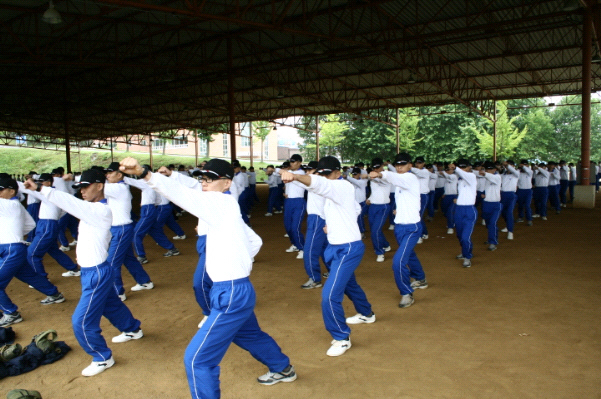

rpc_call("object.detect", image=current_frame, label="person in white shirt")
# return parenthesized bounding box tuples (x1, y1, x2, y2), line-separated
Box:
(426, 164, 437, 221)
(103, 162, 154, 300)
(433, 162, 446, 213)
(263, 165, 282, 215)
(547, 162, 561, 214)
(247, 166, 260, 205)
(233, 162, 251, 224)
(473, 162, 486, 223)
(532, 163, 550, 220)
(52, 167, 79, 251)
(568, 162, 577, 203)
(367, 158, 392, 262)
(24, 169, 143, 377)
(347, 167, 369, 238)
(19, 174, 80, 279)
(516, 160, 534, 226)
(281, 156, 374, 357)
(119, 157, 296, 397)
(300, 161, 329, 289)
(480, 162, 502, 251)
(411, 156, 431, 242)
(275, 162, 287, 212)
(452, 159, 478, 268)
(499, 160, 519, 239)
(371, 153, 428, 308)
(24, 171, 40, 243)
(0, 177, 66, 327)
(283, 155, 307, 258)
(558, 160, 569, 207)
(440, 164, 458, 235)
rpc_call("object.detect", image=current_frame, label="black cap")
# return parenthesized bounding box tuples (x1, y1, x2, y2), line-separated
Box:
(192, 170, 202, 177)
(520, 159, 529, 165)
(316, 156, 341, 175)
(559, 160, 566, 164)
(28, 171, 37, 175)
(0, 173, 9, 179)
(484, 161, 496, 169)
(289, 154, 303, 163)
(307, 161, 319, 169)
(371, 157, 384, 168)
(105, 162, 121, 173)
(0, 177, 18, 191)
(281, 161, 291, 168)
(538, 162, 546, 166)
(168, 164, 175, 168)
(414, 156, 425, 163)
(351, 167, 361, 175)
(506, 160, 515, 165)
(393, 153, 412, 165)
(72, 169, 106, 189)
(200, 159, 234, 180)
(456, 158, 471, 168)
(36, 173, 53, 183)
(231, 160, 241, 168)
(51, 168, 62, 175)
(425, 163, 433, 169)
(548, 161, 556, 166)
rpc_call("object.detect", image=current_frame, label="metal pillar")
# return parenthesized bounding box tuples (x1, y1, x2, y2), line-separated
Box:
(396, 108, 400, 153)
(110, 137, 114, 162)
(581, 8, 592, 185)
(194, 129, 198, 167)
(315, 115, 320, 160)
(492, 100, 497, 162)
(227, 38, 237, 162)
(64, 105, 71, 172)
(249, 125, 254, 167)
(148, 134, 153, 169)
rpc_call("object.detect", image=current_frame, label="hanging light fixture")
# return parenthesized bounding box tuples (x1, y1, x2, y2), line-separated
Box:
(312, 40, 326, 55)
(276, 89, 285, 99)
(42, 0, 62, 24)
(407, 74, 416, 84)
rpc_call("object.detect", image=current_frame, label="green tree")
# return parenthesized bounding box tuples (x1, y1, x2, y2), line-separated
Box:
(470, 101, 528, 159)
(252, 121, 271, 163)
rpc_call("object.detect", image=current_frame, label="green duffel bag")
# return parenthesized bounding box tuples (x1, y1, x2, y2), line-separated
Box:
(6, 389, 42, 399)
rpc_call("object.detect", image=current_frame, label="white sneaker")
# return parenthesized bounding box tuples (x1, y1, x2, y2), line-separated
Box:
(198, 315, 209, 329)
(421, 234, 429, 239)
(399, 294, 414, 308)
(417, 237, 423, 244)
(69, 240, 77, 247)
(59, 245, 70, 252)
(376, 254, 385, 262)
(112, 329, 143, 343)
(301, 278, 322, 289)
(500, 228, 508, 233)
(481, 219, 486, 226)
(264, 213, 273, 216)
(507, 232, 514, 240)
(346, 313, 376, 324)
(283, 233, 289, 237)
(172, 235, 186, 240)
(383, 246, 391, 252)
(131, 282, 154, 291)
(326, 338, 351, 356)
(532, 214, 540, 218)
(388, 225, 395, 230)
(446, 228, 453, 234)
(285, 245, 299, 252)
(62, 270, 80, 277)
(542, 216, 547, 220)
(81, 357, 115, 376)
(296, 250, 304, 259)
(118, 294, 126, 302)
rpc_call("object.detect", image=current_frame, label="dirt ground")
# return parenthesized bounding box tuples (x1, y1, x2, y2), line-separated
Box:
(3, 184, 601, 399)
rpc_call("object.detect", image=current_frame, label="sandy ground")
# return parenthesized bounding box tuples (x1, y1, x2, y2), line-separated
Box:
(3, 185, 601, 399)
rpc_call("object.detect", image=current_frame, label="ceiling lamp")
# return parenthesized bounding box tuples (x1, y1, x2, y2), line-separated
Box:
(42, 0, 62, 24)
(276, 89, 285, 99)
(562, 0, 581, 11)
(592, 54, 601, 64)
(312, 40, 326, 55)
(407, 74, 416, 84)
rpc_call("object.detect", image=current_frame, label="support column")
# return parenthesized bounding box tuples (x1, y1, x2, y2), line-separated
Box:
(492, 100, 497, 162)
(227, 38, 237, 161)
(249, 125, 254, 167)
(110, 137, 114, 162)
(148, 134, 153, 169)
(396, 108, 400, 153)
(194, 129, 198, 167)
(64, 105, 71, 172)
(581, 8, 592, 186)
(574, 6, 596, 208)
(315, 115, 320, 160)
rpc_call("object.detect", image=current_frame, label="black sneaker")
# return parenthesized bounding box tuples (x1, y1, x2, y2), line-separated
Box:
(41, 293, 65, 305)
(257, 365, 297, 385)
(163, 248, 180, 257)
